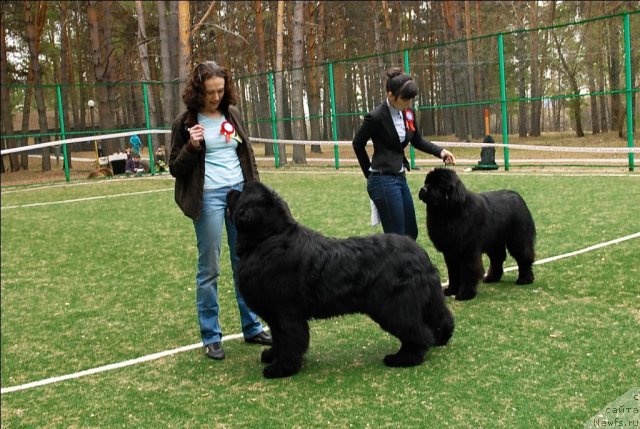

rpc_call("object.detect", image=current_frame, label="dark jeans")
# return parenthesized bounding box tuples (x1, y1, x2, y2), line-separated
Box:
(367, 173, 418, 240)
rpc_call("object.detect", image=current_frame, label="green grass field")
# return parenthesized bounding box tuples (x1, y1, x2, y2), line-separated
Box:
(1, 170, 639, 428)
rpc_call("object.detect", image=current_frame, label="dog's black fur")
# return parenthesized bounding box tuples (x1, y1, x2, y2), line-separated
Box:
(227, 182, 454, 378)
(418, 169, 536, 301)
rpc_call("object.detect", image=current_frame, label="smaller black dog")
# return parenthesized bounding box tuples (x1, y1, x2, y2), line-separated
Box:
(418, 169, 536, 300)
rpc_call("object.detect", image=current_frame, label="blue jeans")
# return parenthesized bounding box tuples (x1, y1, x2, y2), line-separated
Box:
(367, 174, 418, 240)
(193, 183, 264, 346)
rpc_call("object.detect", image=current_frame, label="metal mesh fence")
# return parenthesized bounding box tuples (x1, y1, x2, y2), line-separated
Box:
(2, 11, 638, 183)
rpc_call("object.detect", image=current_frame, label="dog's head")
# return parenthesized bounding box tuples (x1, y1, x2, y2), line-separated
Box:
(227, 182, 295, 234)
(418, 168, 467, 210)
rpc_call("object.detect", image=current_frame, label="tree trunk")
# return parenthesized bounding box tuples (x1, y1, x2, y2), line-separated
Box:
(529, 27, 542, 137)
(464, 0, 483, 138)
(0, 14, 19, 171)
(157, 1, 174, 152)
(24, 0, 51, 171)
(73, 1, 87, 131)
(135, 0, 158, 153)
(306, 1, 322, 153)
(529, 3, 541, 136)
(168, 1, 180, 118)
(177, 1, 191, 107)
(59, 0, 74, 167)
(588, 59, 600, 134)
(381, 1, 397, 64)
(290, 1, 306, 164)
(331, 6, 349, 139)
(442, 2, 469, 140)
(517, 32, 528, 138)
(598, 32, 609, 132)
(553, 32, 584, 137)
(372, 1, 385, 94)
(275, 0, 287, 164)
(607, 19, 621, 134)
(316, 2, 329, 141)
(100, 1, 124, 151)
(87, 1, 114, 154)
(254, 0, 273, 155)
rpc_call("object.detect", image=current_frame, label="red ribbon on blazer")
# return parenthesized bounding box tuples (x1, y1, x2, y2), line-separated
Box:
(220, 121, 235, 143)
(404, 109, 416, 132)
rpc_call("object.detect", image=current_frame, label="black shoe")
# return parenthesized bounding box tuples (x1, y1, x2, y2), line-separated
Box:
(245, 331, 272, 346)
(204, 342, 225, 360)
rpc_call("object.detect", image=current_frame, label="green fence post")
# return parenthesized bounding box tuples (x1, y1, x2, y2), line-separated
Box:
(498, 34, 510, 171)
(328, 62, 340, 169)
(142, 83, 156, 175)
(403, 49, 416, 170)
(267, 72, 279, 168)
(623, 13, 635, 172)
(56, 85, 70, 182)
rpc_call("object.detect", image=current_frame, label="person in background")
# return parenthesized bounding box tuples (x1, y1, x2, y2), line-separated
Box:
(352, 67, 456, 240)
(129, 134, 143, 155)
(169, 61, 271, 360)
(125, 152, 145, 176)
(155, 147, 168, 173)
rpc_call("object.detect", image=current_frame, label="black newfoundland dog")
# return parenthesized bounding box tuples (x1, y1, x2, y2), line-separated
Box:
(418, 169, 536, 301)
(227, 182, 454, 378)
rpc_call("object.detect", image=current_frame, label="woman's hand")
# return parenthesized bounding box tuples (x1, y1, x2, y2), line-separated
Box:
(440, 149, 456, 165)
(188, 124, 205, 149)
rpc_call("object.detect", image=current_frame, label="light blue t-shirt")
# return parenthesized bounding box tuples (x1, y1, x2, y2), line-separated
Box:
(198, 113, 244, 189)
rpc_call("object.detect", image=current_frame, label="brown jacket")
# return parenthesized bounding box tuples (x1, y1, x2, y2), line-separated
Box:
(169, 105, 260, 220)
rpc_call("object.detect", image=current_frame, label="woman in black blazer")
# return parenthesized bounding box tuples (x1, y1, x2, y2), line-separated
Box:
(352, 68, 455, 240)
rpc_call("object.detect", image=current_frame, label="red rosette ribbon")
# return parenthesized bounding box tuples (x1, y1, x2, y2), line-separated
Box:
(220, 121, 235, 143)
(404, 109, 416, 132)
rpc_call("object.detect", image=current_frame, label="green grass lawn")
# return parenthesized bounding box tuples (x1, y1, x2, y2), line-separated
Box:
(1, 170, 639, 428)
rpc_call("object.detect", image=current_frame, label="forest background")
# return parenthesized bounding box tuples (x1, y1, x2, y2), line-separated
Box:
(0, 0, 639, 174)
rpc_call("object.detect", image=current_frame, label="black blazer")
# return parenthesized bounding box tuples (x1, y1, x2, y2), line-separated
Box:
(352, 102, 444, 178)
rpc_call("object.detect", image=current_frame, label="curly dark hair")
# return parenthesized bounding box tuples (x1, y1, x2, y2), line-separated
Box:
(385, 67, 418, 99)
(182, 61, 237, 126)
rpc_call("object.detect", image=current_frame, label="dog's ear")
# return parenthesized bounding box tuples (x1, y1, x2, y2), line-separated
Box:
(447, 180, 466, 205)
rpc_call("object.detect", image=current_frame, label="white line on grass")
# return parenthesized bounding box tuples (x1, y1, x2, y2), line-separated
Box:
(1, 232, 639, 395)
(1, 188, 173, 210)
(0, 333, 243, 394)
(522, 232, 640, 268)
(1, 175, 174, 195)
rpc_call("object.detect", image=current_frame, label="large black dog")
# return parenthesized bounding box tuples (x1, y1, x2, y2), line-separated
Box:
(418, 169, 536, 301)
(227, 182, 454, 378)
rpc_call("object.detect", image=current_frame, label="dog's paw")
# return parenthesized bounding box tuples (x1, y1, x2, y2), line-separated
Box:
(261, 347, 276, 364)
(383, 352, 424, 368)
(263, 362, 300, 379)
(443, 287, 456, 296)
(454, 289, 477, 301)
(515, 275, 534, 285)
(483, 269, 503, 283)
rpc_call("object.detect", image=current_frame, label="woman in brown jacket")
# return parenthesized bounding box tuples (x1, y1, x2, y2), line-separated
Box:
(169, 62, 271, 360)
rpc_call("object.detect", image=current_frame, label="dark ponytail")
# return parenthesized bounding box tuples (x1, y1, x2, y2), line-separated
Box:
(385, 67, 418, 99)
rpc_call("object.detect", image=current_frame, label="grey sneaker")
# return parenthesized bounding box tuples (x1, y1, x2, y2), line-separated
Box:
(204, 342, 225, 360)
(244, 331, 272, 346)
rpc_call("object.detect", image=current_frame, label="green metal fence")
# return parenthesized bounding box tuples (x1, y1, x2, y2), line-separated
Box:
(1, 10, 638, 183)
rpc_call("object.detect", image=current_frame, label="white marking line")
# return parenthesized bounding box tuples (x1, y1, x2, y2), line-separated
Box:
(1, 175, 174, 195)
(529, 232, 640, 268)
(1, 188, 173, 210)
(1, 234, 638, 395)
(1, 334, 243, 394)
